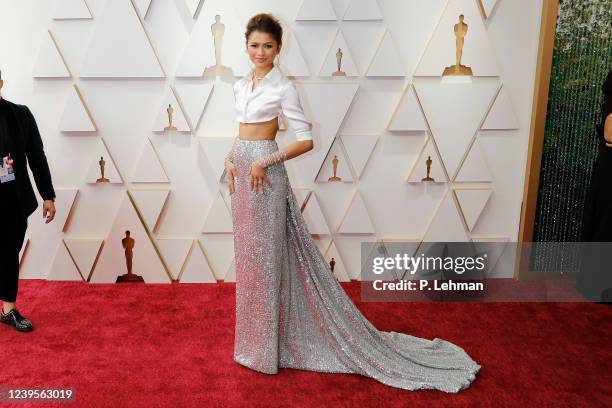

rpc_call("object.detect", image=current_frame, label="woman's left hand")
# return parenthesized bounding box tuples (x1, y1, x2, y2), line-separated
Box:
(250, 163, 272, 193)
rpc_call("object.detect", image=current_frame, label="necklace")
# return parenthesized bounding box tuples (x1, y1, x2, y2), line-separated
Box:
(253, 66, 273, 81)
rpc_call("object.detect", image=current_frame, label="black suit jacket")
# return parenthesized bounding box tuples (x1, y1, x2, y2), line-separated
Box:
(1, 98, 55, 219)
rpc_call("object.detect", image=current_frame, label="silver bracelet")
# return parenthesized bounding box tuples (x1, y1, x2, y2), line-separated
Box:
(254, 150, 287, 168)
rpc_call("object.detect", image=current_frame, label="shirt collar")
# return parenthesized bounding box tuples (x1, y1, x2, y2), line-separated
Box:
(244, 65, 282, 85)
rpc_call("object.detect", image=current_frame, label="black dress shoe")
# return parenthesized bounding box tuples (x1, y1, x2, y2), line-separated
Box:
(0, 309, 34, 332)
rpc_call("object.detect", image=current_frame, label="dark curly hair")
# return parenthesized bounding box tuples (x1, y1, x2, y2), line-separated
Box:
(245, 13, 283, 47)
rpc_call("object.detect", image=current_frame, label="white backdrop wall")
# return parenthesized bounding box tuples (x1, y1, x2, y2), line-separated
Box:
(0, 0, 543, 283)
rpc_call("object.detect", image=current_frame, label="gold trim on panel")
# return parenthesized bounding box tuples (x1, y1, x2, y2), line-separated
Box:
(515, 0, 559, 278)
(126, 190, 173, 281)
(87, 240, 105, 282)
(477, 0, 487, 19)
(452, 187, 493, 232)
(61, 239, 86, 281)
(128, 0, 167, 77)
(129, 188, 171, 233)
(73, 84, 98, 131)
(48, 29, 73, 77)
(176, 240, 197, 281)
(59, 188, 80, 233)
(196, 239, 218, 282)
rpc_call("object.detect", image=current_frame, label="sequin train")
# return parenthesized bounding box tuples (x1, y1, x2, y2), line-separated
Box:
(230, 139, 481, 393)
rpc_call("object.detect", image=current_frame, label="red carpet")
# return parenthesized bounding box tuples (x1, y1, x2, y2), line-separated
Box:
(1, 280, 610, 407)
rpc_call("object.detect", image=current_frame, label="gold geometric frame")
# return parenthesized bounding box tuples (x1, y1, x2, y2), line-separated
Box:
(515, 0, 559, 278)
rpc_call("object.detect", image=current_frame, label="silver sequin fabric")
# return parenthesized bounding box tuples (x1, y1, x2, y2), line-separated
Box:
(230, 139, 481, 393)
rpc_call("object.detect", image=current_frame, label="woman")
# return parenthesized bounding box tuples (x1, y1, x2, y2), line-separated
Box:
(578, 69, 612, 302)
(225, 13, 480, 392)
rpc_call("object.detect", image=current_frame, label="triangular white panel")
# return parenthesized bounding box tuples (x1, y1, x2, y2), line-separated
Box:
(18, 189, 78, 279)
(296, 0, 337, 20)
(479, 0, 500, 19)
(388, 85, 428, 131)
(131, 139, 170, 183)
(324, 242, 351, 282)
(176, 0, 250, 77)
(337, 191, 375, 234)
(313, 235, 332, 255)
(185, 0, 203, 17)
(19, 238, 30, 264)
(340, 134, 379, 179)
(64, 238, 103, 280)
(133, 0, 153, 19)
(279, 31, 311, 77)
(174, 81, 214, 131)
(224, 259, 236, 282)
(414, 0, 500, 77)
(291, 83, 359, 185)
(316, 139, 354, 183)
(92, 194, 170, 283)
(129, 189, 169, 232)
(343, 0, 383, 20)
(59, 85, 96, 132)
(482, 86, 519, 130)
(85, 139, 123, 184)
(199, 137, 236, 182)
(472, 237, 509, 277)
(156, 238, 193, 279)
(319, 29, 359, 77)
(368, 239, 421, 281)
(199, 237, 234, 281)
(293, 188, 311, 209)
(302, 193, 331, 235)
(53, 0, 92, 20)
(198, 78, 239, 137)
(154, 89, 190, 132)
(48, 242, 83, 281)
(422, 189, 470, 242)
(179, 242, 217, 283)
(414, 81, 499, 179)
(366, 30, 404, 77)
(456, 138, 492, 182)
(80, 0, 164, 77)
(454, 188, 493, 231)
(33, 30, 71, 78)
(406, 137, 447, 183)
(202, 190, 233, 233)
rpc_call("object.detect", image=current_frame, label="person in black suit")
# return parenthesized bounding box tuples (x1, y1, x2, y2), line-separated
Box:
(0, 70, 56, 332)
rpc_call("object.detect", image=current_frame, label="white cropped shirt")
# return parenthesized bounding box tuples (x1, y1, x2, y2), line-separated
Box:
(233, 65, 313, 141)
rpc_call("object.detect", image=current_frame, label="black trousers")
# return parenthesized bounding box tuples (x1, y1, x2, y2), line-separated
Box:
(0, 184, 28, 303)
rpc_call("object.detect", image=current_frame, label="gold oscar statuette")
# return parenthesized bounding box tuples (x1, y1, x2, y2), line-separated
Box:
(164, 104, 178, 131)
(332, 48, 347, 77)
(329, 257, 336, 272)
(96, 156, 110, 183)
(421, 155, 435, 182)
(116, 230, 145, 283)
(204, 15, 233, 76)
(443, 14, 473, 76)
(328, 155, 342, 181)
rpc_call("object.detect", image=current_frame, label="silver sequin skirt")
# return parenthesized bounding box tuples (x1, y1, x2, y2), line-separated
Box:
(230, 139, 481, 393)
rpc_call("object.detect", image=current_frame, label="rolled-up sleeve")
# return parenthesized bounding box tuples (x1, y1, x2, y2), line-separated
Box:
(281, 81, 312, 141)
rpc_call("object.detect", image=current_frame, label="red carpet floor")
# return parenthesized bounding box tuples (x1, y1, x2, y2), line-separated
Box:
(1, 280, 610, 408)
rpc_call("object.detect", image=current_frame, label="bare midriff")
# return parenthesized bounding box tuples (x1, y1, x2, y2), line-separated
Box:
(238, 117, 279, 141)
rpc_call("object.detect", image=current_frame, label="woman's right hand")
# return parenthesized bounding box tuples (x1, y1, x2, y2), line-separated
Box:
(226, 160, 237, 195)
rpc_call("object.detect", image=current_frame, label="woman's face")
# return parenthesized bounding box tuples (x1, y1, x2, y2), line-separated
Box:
(246, 31, 280, 70)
